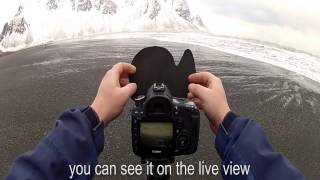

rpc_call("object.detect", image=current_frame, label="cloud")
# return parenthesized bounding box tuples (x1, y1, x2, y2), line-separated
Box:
(187, 0, 320, 55)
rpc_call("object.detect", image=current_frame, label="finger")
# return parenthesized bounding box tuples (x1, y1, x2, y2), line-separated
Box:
(120, 78, 129, 87)
(188, 83, 209, 100)
(195, 103, 203, 110)
(188, 72, 213, 86)
(120, 72, 129, 79)
(121, 83, 137, 99)
(188, 92, 200, 107)
(111, 62, 136, 80)
(192, 98, 203, 110)
(187, 92, 195, 99)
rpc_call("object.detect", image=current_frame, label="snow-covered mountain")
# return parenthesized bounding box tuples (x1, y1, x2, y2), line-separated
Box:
(0, 0, 206, 51)
(0, 6, 33, 49)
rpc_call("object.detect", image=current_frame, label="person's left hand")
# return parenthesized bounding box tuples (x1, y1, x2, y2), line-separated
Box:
(91, 62, 137, 126)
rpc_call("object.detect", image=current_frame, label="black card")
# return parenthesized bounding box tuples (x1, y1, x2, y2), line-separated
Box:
(129, 46, 196, 99)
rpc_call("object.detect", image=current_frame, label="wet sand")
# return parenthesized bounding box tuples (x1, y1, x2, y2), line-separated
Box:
(0, 52, 12, 58)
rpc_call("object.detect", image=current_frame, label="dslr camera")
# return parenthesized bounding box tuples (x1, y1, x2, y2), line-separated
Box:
(131, 83, 200, 162)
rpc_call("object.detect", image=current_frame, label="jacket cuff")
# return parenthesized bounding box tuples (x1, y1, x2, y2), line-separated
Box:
(79, 106, 105, 155)
(92, 121, 105, 155)
(215, 111, 248, 158)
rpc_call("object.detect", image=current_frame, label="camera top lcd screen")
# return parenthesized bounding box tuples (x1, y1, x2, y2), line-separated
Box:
(140, 122, 173, 147)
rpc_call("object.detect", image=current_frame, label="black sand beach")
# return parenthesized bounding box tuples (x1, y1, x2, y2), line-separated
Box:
(0, 39, 319, 179)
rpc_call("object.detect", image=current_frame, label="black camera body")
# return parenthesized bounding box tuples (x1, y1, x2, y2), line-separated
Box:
(131, 83, 200, 161)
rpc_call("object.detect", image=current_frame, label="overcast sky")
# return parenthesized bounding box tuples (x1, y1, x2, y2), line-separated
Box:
(1, 0, 319, 55)
(187, 0, 320, 55)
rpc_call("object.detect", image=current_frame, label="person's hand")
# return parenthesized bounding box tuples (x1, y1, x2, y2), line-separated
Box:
(188, 72, 230, 133)
(91, 62, 137, 126)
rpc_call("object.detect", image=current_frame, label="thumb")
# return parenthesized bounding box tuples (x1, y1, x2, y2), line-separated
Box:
(121, 83, 137, 99)
(188, 83, 208, 100)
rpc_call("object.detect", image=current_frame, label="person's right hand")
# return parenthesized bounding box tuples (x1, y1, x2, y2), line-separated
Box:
(188, 72, 231, 133)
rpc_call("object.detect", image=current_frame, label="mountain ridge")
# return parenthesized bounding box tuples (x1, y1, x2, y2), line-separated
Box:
(0, 0, 206, 50)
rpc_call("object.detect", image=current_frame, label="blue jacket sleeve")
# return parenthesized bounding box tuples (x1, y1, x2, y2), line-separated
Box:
(215, 111, 305, 180)
(5, 107, 105, 180)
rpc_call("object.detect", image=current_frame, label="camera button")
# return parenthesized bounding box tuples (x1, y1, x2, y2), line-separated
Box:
(176, 118, 184, 127)
(177, 135, 189, 150)
(135, 95, 146, 101)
